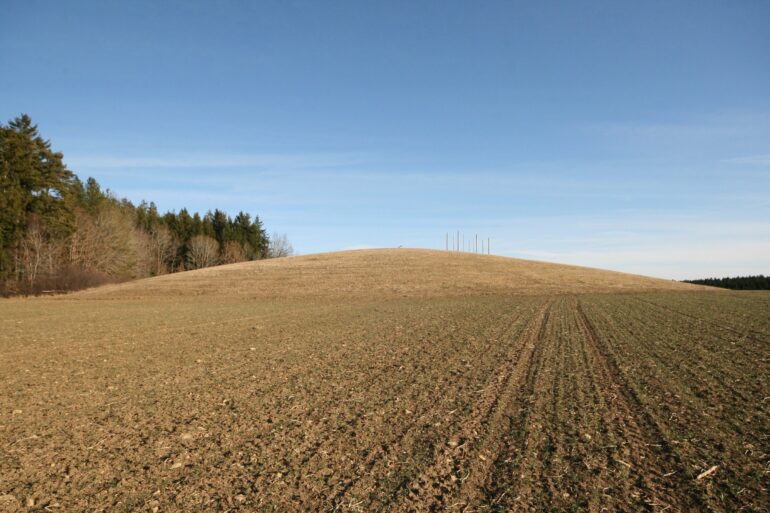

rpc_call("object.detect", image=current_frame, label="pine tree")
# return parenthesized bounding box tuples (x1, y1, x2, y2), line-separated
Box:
(0, 114, 76, 281)
(249, 215, 268, 259)
(1, 114, 282, 293)
(210, 209, 230, 250)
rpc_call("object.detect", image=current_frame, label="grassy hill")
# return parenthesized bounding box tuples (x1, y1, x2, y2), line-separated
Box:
(74, 248, 703, 300)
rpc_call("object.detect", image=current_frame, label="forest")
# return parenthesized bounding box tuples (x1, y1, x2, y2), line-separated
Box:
(684, 275, 770, 290)
(0, 114, 291, 295)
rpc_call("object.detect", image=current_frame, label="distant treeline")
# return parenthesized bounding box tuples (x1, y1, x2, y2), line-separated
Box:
(684, 275, 770, 290)
(1, 114, 292, 296)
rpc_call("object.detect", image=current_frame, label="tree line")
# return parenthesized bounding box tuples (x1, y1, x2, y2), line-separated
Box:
(1, 114, 292, 295)
(684, 275, 770, 290)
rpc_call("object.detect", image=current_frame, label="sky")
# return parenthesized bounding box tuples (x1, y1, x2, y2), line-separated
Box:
(2, 0, 769, 279)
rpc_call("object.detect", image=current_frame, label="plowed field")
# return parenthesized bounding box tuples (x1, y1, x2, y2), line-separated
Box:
(1, 250, 768, 512)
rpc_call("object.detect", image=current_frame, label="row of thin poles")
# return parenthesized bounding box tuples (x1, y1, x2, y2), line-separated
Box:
(445, 231, 490, 254)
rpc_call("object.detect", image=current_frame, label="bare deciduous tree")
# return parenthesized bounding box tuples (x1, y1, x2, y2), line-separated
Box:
(67, 208, 136, 278)
(20, 222, 53, 287)
(148, 225, 175, 275)
(222, 240, 247, 264)
(132, 228, 153, 278)
(268, 233, 293, 258)
(187, 235, 219, 269)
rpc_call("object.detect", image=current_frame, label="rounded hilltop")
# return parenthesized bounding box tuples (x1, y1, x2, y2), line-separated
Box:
(72, 248, 706, 300)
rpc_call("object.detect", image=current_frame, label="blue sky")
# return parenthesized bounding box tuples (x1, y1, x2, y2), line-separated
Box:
(2, 0, 769, 279)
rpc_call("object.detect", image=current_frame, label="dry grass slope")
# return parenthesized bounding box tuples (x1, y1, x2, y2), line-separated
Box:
(73, 248, 704, 300)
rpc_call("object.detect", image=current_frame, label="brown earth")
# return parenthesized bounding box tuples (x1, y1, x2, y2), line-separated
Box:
(1, 249, 768, 512)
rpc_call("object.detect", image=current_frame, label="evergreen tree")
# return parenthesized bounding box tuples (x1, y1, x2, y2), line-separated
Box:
(210, 209, 230, 250)
(83, 177, 108, 214)
(199, 211, 215, 239)
(684, 275, 770, 290)
(1, 114, 285, 294)
(0, 114, 75, 280)
(249, 215, 269, 258)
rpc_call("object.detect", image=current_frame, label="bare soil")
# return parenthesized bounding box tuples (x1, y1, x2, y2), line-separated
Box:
(1, 250, 767, 512)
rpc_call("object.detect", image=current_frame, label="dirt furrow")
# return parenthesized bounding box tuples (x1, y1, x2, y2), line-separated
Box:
(386, 300, 553, 512)
(315, 303, 537, 511)
(582, 295, 768, 420)
(582, 295, 770, 443)
(576, 301, 710, 511)
(234, 302, 533, 511)
(579, 297, 770, 511)
(631, 296, 770, 347)
(465, 299, 556, 511)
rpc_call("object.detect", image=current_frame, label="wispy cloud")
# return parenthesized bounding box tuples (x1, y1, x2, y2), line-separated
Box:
(722, 154, 770, 166)
(66, 152, 370, 170)
(493, 214, 770, 279)
(585, 111, 770, 140)
(510, 242, 770, 280)
(587, 120, 744, 140)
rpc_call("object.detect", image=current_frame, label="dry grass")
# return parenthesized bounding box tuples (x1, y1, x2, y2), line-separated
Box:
(72, 248, 705, 300)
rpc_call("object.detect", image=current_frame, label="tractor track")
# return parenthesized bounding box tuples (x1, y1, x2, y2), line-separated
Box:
(576, 300, 710, 512)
